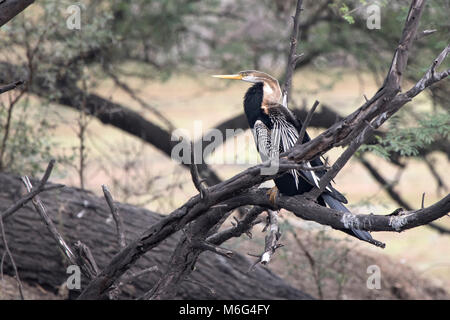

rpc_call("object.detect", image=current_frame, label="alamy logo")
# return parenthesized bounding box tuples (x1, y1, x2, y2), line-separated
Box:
(366, 4, 381, 30)
(66, 4, 84, 30)
(66, 265, 81, 290)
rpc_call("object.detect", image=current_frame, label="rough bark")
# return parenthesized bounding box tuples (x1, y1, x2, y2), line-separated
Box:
(0, 173, 311, 300)
(0, 0, 34, 27)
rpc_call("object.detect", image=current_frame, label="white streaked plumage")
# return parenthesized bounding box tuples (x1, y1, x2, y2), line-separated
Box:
(252, 108, 331, 192)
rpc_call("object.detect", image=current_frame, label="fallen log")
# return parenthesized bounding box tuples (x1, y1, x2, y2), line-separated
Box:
(0, 173, 311, 299)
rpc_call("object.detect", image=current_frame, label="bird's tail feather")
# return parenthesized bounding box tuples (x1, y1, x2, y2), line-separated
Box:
(321, 194, 385, 248)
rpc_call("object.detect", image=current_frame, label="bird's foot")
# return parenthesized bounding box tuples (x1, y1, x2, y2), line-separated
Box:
(266, 186, 279, 206)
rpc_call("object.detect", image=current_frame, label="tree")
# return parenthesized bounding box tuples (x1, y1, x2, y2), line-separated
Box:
(0, 0, 449, 300)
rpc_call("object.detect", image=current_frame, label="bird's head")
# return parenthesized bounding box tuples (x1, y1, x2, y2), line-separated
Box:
(213, 70, 282, 104)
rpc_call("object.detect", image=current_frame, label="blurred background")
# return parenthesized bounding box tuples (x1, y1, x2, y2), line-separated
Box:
(0, 0, 449, 299)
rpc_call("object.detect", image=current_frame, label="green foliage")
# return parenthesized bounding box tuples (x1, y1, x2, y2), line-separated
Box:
(360, 112, 450, 159)
(339, 3, 355, 24)
(0, 100, 69, 176)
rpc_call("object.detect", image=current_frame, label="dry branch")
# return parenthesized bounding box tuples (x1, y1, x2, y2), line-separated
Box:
(102, 185, 126, 249)
(0, 0, 34, 27)
(282, 0, 304, 104)
(0, 211, 24, 299)
(260, 210, 282, 265)
(1, 159, 62, 221)
(359, 156, 450, 235)
(297, 100, 319, 145)
(239, 188, 450, 233)
(20, 164, 101, 282)
(0, 80, 24, 94)
(21, 176, 79, 267)
(207, 206, 265, 244)
(189, 142, 209, 200)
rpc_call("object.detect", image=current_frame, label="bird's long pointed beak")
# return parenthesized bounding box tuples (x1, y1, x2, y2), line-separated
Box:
(212, 74, 243, 80)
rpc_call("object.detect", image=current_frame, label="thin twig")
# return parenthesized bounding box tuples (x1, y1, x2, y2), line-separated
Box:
(189, 141, 209, 200)
(359, 156, 450, 235)
(0, 213, 24, 299)
(0, 83, 26, 170)
(106, 70, 175, 132)
(318, 121, 373, 192)
(20, 176, 101, 280)
(102, 185, 126, 249)
(248, 210, 283, 271)
(193, 241, 234, 259)
(421, 192, 426, 209)
(21, 176, 78, 265)
(261, 210, 282, 265)
(207, 206, 265, 244)
(415, 29, 437, 40)
(1, 160, 61, 221)
(291, 231, 323, 299)
(22, 175, 104, 283)
(297, 100, 319, 145)
(73, 241, 100, 277)
(117, 266, 158, 288)
(282, 0, 304, 104)
(423, 156, 448, 193)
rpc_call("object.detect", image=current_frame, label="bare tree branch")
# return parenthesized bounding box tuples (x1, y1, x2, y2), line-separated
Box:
(423, 156, 448, 193)
(117, 266, 158, 289)
(21, 176, 79, 266)
(21, 173, 100, 281)
(102, 185, 126, 249)
(0, 211, 24, 299)
(0, 80, 24, 94)
(189, 141, 209, 200)
(260, 210, 283, 265)
(193, 241, 234, 259)
(282, 0, 304, 104)
(236, 188, 450, 233)
(207, 206, 265, 244)
(106, 69, 176, 132)
(415, 29, 437, 40)
(359, 156, 450, 235)
(0, 0, 34, 27)
(1, 159, 63, 221)
(297, 100, 319, 145)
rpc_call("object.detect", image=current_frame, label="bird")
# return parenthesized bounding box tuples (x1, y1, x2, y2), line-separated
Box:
(213, 70, 385, 248)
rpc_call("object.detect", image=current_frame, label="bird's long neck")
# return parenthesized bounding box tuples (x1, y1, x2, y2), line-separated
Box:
(244, 83, 264, 128)
(243, 82, 272, 129)
(262, 79, 281, 105)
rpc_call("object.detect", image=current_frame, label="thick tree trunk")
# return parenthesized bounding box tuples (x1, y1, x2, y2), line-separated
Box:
(0, 173, 311, 299)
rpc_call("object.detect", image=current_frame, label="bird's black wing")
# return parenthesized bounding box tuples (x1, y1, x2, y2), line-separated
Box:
(267, 104, 348, 204)
(267, 103, 384, 247)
